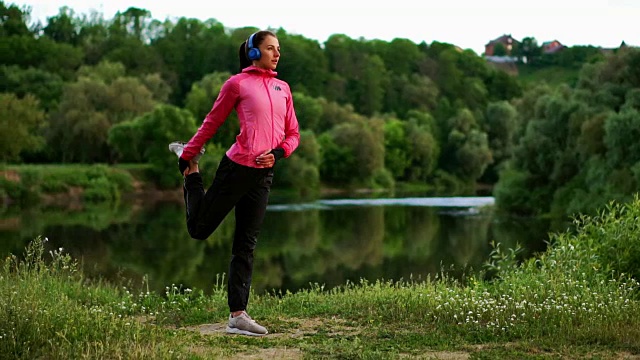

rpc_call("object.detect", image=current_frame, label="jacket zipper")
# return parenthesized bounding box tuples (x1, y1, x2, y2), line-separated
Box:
(262, 76, 274, 149)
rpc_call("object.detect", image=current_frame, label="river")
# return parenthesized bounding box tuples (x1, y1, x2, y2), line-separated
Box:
(0, 195, 552, 295)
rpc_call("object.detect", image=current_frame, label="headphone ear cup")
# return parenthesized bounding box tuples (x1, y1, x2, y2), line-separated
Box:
(247, 33, 261, 61)
(247, 47, 261, 60)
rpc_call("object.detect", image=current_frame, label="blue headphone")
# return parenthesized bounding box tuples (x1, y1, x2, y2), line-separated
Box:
(246, 33, 261, 61)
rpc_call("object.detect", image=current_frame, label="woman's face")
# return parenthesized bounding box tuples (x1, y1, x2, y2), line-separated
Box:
(254, 35, 280, 70)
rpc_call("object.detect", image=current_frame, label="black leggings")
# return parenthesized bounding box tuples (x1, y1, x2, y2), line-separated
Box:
(183, 154, 273, 312)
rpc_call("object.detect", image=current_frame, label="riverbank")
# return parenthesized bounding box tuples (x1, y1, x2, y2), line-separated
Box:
(1, 163, 490, 210)
(2, 198, 640, 359)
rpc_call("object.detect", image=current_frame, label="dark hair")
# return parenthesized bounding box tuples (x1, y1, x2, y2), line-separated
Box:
(238, 30, 277, 72)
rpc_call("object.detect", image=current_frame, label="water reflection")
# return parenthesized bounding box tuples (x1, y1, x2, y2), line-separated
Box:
(0, 197, 551, 295)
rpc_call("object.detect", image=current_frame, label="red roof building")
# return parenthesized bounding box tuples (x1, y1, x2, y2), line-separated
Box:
(485, 34, 519, 56)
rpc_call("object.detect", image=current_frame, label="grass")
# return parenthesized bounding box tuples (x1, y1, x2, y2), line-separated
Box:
(2, 197, 640, 359)
(516, 64, 581, 87)
(1, 163, 140, 205)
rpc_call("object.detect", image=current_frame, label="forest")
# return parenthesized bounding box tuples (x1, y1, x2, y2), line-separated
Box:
(2, 1, 640, 218)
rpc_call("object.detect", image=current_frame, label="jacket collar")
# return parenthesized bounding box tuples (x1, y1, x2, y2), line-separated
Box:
(242, 65, 277, 77)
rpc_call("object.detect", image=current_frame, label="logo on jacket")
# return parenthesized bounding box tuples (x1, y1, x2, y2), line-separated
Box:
(273, 85, 282, 91)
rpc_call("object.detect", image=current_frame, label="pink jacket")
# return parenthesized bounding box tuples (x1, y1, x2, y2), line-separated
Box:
(181, 66, 300, 168)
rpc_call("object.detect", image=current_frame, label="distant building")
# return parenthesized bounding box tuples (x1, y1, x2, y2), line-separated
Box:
(542, 40, 564, 54)
(484, 34, 519, 56)
(600, 40, 633, 55)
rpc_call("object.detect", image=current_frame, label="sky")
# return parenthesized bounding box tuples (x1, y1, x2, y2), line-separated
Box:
(9, 0, 640, 55)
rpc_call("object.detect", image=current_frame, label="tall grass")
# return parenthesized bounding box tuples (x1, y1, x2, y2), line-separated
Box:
(0, 237, 208, 359)
(2, 197, 640, 358)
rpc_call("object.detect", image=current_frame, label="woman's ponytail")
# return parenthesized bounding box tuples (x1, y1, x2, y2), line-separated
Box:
(238, 41, 252, 72)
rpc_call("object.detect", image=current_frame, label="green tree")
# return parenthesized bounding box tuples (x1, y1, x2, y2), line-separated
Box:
(47, 61, 156, 162)
(0, 1, 31, 37)
(515, 37, 541, 63)
(290, 92, 323, 133)
(604, 108, 640, 169)
(43, 7, 79, 44)
(183, 71, 238, 148)
(274, 130, 321, 198)
(350, 54, 388, 116)
(152, 18, 235, 105)
(378, 38, 422, 76)
(385, 74, 439, 118)
(0, 65, 64, 111)
(274, 30, 328, 97)
(404, 118, 440, 182)
(319, 117, 385, 187)
(383, 118, 411, 179)
(75, 10, 109, 65)
(108, 104, 203, 187)
(99, 7, 164, 76)
(441, 108, 492, 183)
(482, 101, 518, 182)
(0, 93, 45, 162)
(486, 68, 522, 101)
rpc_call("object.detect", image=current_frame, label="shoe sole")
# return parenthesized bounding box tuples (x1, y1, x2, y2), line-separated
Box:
(226, 326, 268, 336)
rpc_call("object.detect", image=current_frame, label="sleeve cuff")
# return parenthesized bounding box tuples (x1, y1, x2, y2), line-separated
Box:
(179, 157, 190, 174)
(270, 148, 285, 161)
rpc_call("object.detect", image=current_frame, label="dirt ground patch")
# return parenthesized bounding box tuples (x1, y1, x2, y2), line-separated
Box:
(181, 316, 360, 338)
(405, 352, 469, 360)
(179, 319, 639, 359)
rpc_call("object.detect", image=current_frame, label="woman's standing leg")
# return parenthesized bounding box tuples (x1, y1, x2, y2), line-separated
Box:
(227, 169, 273, 313)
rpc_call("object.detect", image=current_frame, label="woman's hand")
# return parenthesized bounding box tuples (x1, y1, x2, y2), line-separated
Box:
(255, 150, 275, 168)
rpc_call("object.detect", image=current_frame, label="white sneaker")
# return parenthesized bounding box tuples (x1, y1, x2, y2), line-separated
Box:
(168, 141, 205, 163)
(226, 312, 268, 336)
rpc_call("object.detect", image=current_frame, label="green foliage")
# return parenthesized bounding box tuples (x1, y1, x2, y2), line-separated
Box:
(497, 47, 640, 217)
(290, 91, 323, 133)
(0, 2, 32, 37)
(0, 65, 64, 111)
(47, 61, 157, 163)
(514, 37, 542, 63)
(319, 118, 385, 187)
(0, 236, 194, 359)
(440, 108, 493, 183)
(274, 130, 321, 198)
(0, 93, 46, 162)
(183, 71, 238, 148)
(604, 108, 640, 168)
(385, 74, 439, 118)
(405, 121, 440, 182)
(274, 30, 328, 97)
(0, 176, 31, 204)
(516, 64, 581, 87)
(383, 118, 411, 179)
(108, 104, 199, 188)
(430, 170, 471, 195)
(6, 2, 620, 200)
(482, 240, 524, 280)
(43, 6, 78, 45)
(0, 164, 134, 205)
(543, 45, 604, 68)
(494, 168, 542, 216)
(484, 101, 518, 162)
(151, 17, 237, 104)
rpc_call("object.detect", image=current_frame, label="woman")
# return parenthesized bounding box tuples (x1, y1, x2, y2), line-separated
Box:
(168, 30, 300, 336)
